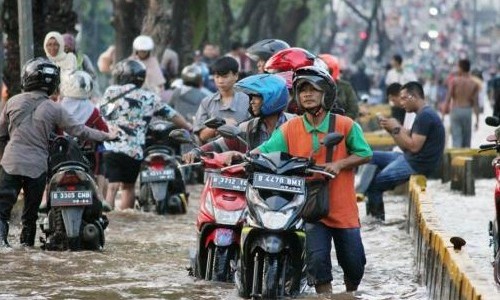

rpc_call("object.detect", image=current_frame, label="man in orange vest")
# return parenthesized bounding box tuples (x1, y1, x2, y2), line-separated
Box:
(231, 66, 372, 294)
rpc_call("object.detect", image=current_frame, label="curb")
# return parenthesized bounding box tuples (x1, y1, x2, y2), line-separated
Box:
(407, 175, 497, 299)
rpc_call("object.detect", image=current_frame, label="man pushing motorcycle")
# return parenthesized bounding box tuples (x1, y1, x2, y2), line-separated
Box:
(228, 66, 373, 294)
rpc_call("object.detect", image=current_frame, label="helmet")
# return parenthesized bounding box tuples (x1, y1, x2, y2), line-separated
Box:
(21, 57, 60, 95)
(133, 35, 154, 52)
(264, 47, 327, 73)
(235, 74, 288, 117)
(318, 54, 340, 80)
(293, 66, 337, 111)
(112, 59, 146, 87)
(246, 39, 290, 62)
(181, 64, 203, 87)
(60, 70, 93, 99)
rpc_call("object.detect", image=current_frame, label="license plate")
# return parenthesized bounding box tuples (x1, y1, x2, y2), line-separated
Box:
(252, 172, 305, 194)
(213, 228, 234, 247)
(50, 190, 93, 207)
(141, 168, 175, 182)
(211, 175, 247, 192)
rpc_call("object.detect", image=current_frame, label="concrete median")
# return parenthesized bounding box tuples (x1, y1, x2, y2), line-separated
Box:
(407, 175, 497, 299)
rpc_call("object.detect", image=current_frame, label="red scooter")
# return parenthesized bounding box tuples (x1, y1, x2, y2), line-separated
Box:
(481, 116, 500, 284)
(170, 129, 247, 282)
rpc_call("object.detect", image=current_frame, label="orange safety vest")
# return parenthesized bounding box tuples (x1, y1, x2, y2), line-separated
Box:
(279, 115, 360, 228)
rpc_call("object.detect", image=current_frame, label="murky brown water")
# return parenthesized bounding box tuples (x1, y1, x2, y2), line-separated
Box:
(0, 185, 426, 300)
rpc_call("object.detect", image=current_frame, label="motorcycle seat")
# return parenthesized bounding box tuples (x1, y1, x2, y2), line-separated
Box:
(52, 160, 90, 173)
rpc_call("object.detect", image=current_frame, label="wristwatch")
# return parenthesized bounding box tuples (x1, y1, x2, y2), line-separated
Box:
(391, 126, 401, 136)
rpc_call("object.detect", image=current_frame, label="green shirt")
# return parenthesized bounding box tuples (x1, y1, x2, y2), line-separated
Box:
(258, 113, 372, 158)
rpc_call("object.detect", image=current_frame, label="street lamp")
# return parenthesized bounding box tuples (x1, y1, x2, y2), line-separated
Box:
(429, 7, 439, 16)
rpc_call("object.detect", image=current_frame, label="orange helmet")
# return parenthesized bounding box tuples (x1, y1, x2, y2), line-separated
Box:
(318, 54, 340, 81)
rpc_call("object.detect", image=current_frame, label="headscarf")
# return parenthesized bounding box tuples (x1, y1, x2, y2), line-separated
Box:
(62, 33, 76, 52)
(60, 97, 95, 125)
(44, 31, 77, 73)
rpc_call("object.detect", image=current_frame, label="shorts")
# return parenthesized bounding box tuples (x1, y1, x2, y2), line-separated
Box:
(104, 152, 141, 184)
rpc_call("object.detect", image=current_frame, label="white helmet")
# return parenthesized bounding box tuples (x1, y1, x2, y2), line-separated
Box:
(61, 70, 93, 99)
(133, 35, 154, 52)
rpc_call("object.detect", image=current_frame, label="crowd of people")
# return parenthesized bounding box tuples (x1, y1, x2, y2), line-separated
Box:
(0, 29, 499, 297)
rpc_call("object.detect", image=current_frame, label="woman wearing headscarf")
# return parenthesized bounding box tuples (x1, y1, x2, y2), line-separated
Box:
(44, 31, 77, 85)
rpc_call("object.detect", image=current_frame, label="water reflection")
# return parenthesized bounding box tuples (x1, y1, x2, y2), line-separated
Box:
(0, 186, 426, 299)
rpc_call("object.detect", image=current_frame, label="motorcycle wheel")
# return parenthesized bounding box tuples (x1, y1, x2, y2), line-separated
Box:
(156, 199, 167, 215)
(251, 252, 263, 299)
(211, 246, 237, 282)
(139, 185, 155, 213)
(494, 251, 500, 285)
(47, 208, 69, 251)
(205, 245, 215, 280)
(262, 255, 280, 299)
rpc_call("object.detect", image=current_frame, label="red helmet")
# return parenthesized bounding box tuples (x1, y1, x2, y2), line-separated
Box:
(318, 54, 340, 80)
(264, 47, 324, 73)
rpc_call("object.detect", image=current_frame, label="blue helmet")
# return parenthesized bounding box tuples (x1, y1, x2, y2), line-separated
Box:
(235, 74, 288, 117)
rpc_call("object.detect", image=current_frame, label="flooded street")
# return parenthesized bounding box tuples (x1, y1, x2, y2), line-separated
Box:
(0, 183, 428, 300)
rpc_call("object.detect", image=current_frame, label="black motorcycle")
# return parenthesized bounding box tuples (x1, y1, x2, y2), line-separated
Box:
(215, 125, 344, 298)
(137, 119, 188, 214)
(40, 136, 108, 251)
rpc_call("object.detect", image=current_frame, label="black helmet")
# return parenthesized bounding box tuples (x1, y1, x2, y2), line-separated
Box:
(21, 57, 60, 95)
(246, 39, 290, 62)
(112, 59, 146, 87)
(181, 64, 203, 87)
(293, 66, 337, 111)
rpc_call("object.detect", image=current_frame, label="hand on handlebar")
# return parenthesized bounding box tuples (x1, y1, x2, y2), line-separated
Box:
(106, 126, 120, 141)
(321, 162, 341, 176)
(182, 149, 201, 164)
(222, 151, 244, 166)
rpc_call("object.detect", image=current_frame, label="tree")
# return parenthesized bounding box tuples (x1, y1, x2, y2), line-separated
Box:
(342, 0, 382, 63)
(111, 0, 146, 62)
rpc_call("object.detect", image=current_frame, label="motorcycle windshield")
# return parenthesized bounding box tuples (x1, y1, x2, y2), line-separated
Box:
(248, 152, 310, 175)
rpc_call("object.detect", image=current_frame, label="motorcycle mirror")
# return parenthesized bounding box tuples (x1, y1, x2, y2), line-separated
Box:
(204, 117, 226, 129)
(169, 129, 195, 145)
(485, 116, 500, 127)
(322, 132, 344, 148)
(218, 125, 249, 148)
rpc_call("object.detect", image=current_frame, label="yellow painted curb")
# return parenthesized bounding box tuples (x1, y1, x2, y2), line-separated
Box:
(408, 175, 498, 299)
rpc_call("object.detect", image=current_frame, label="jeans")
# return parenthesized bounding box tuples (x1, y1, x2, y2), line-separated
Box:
(305, 222, 366, 287)
(365, 151, 416, 220)
(0, 167, 47, 226)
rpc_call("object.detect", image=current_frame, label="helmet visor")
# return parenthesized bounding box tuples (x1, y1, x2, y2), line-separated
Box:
(294, 76, 325, 93)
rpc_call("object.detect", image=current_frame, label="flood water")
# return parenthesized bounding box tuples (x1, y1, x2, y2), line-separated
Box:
(1, 184, 427, 300)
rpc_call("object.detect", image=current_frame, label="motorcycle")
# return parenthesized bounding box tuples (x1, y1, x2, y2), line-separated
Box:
(215, 125, 344, 299)
(40, 136, 108, 251)
(169, 128, 247, 282)
(137, 119, 188, 214)
(481, 116, 500, 284)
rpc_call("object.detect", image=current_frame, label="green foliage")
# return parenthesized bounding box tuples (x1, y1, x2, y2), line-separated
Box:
(73, 0, 114, 63)
(190, 0, 208, 50)
(296, 0, 330, 50)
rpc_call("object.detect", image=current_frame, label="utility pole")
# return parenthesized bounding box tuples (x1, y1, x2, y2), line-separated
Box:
(18, 0, 33, 67)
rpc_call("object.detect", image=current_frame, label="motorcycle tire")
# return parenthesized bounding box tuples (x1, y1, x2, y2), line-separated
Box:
(205, 245, 215, 280)
(251, 252, 263, 299)
(47, 208, 69, 251)
(139, 185, 155, 213)
(156, 199, 168, 215)
(262, 255, 280, 299)
(495, 251, 500, 285)
(211, 246, 237, 282)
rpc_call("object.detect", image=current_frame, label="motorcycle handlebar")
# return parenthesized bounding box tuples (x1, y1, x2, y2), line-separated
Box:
(479, 143, 497, 150)
(306, 168, 336, 179)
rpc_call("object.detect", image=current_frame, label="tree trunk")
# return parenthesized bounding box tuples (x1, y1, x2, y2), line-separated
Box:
(352, 0, 380, 63)
(375, 6, 391, 63)
(278, 0, 309, 46)
(112, 0, 146, 62)
(142, 0, 171, 61)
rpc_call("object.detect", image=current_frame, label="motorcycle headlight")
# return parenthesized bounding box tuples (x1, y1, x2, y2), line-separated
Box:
(260, 210, 293, 230)
(246, 186, 267, 209)
(214, 208, 245, 225)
